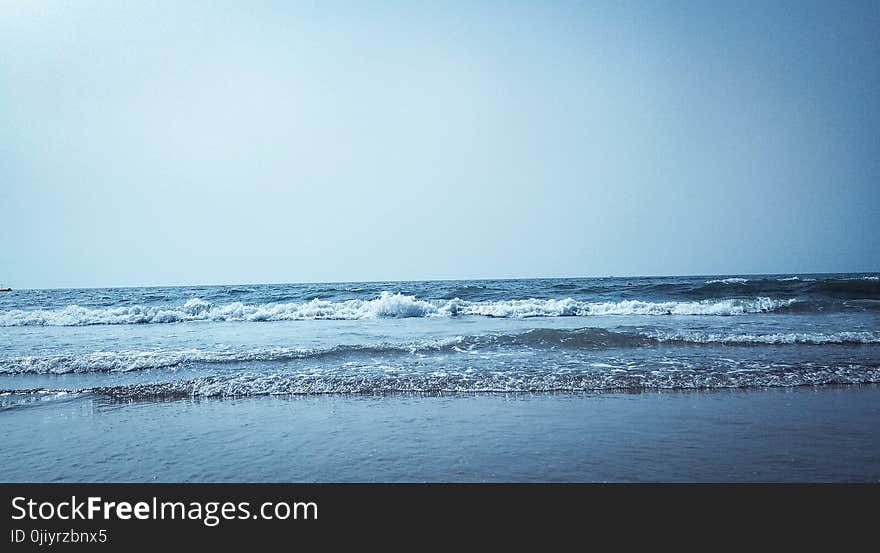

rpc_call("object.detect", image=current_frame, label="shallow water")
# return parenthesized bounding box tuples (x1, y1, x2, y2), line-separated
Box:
(2, 274, 879, 400)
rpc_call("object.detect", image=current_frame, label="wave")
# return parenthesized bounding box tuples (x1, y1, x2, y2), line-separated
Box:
(0, 389, 80, 410)
(4, 362, 880, 402)
(0, 293, 433, 326)
(0, 293, 802, 326)
(569, 297, 793, 316)
(647, 330, 880, 345)
(0, 340, 467, 374)
(695, 276, 880, 299)
(487, 327, 880, 348)
(3, 329, 877, 374)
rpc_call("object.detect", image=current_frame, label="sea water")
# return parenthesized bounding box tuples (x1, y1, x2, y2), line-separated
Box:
(2, 274, 879, 481)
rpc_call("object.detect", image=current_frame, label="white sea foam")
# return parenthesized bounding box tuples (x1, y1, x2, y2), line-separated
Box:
(0, 293, 799, 326)
(574, 297, 792, 316)
(0, 292, 435, 326)
(705, 278, 749, 284)
(439, 297, 581, 318)
(650, 330, 880, 345)
(0, 348, 303, 374)
(0, 339, 470, 374)
(63, 362, 880, 397)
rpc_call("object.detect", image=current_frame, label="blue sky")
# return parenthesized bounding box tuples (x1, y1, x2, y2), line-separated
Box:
(1, 1, 878, 288)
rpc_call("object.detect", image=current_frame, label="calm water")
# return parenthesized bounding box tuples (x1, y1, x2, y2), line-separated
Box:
(2, 274, 879, 481)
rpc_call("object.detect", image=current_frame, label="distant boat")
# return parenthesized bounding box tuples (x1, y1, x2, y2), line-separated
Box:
(0, 286, 11, 292)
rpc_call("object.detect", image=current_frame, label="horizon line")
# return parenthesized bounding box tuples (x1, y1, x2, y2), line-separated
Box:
(5, 270, 879, 292)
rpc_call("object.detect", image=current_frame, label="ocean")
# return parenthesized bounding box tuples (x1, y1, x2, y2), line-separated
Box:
(2, 274, 880, 481)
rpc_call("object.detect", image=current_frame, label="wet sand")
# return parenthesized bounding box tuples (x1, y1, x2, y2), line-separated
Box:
(3, 385, 879, 482)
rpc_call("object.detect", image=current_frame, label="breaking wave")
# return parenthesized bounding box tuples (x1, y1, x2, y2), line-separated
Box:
(705, 278, 749, 284)
(0, 293, 801, 326)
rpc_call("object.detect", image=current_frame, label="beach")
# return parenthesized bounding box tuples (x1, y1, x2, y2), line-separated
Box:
(2, 274, 879, 481)
(2, 386, 879, 482)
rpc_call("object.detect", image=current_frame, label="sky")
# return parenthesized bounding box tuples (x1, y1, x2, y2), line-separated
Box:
(1, 0, 878, 288)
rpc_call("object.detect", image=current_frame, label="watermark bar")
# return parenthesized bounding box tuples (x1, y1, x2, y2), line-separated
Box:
(2, 484, 877, 547)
